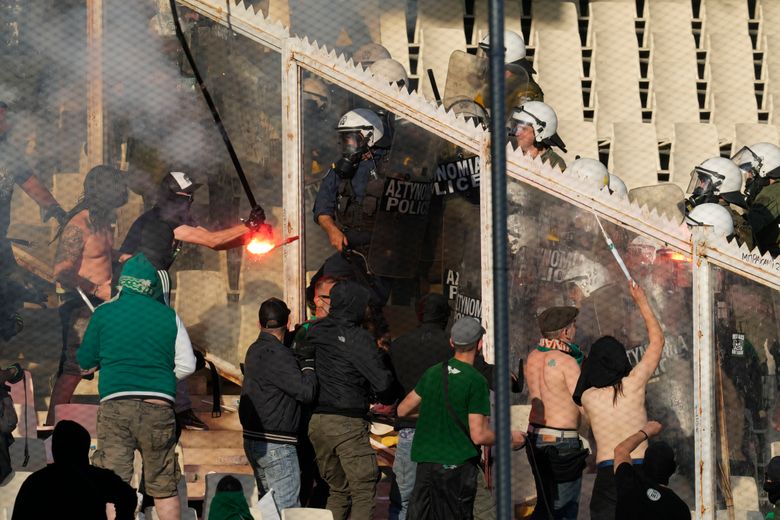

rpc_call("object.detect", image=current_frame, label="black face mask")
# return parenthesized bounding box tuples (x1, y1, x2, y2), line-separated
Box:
(765, 480, 780, 504)
(158, 191, 193, 226)
(745, 176, 770, 205)
(334, 131, 371, 179)
(685, 188, 719, 212)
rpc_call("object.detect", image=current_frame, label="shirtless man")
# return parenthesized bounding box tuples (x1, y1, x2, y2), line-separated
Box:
(572, 281, 664, 520)
(46, 165, 128, 425)
(524, 305, 587, 520)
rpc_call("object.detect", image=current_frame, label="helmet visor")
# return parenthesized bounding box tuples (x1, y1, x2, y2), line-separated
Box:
(686, 166, 723, 196)
(731, 146, 762, 178)
(339, 131, 365, 156)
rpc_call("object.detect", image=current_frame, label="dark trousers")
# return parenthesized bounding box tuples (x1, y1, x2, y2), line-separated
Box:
(408, 461, 479, 520)
(590, 461, 642, 520)
(308, 413, 379, 520)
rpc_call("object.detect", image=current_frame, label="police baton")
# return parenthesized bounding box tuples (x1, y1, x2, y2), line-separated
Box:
(592, 210, 633, 282)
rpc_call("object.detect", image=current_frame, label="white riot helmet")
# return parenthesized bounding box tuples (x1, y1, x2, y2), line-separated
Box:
(732, 142, 780, 204)
(336, 108, 384, 148)
(568, 158, 609, 191)
(628, 235, 659, 266)
(507, 101, 567, 152)
(686, 156, 746, 208)
(352, 42, 391, 66)
(478, 30, 527, 64)
(607, 174, 628, 198)
(562, 260, 612, 299)
(684, 203, 735, 238)
(369, 58, 409, 89)
(732, 142, 780, 179)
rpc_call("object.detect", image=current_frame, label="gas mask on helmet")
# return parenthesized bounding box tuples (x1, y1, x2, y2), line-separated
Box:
(685, 166, 723, 210)
(333, 130, 372, 179)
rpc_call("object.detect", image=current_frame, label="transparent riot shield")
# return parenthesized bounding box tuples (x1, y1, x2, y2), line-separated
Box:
(442, 50, 489, 110)
(442, 50, 531, 123)
(628, 184, 687, 222)
(367, 119, 438, 278)
(714, 269, 780, 512)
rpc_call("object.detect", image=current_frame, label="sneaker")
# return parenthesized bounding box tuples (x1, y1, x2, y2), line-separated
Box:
(177, 409, 209, 431)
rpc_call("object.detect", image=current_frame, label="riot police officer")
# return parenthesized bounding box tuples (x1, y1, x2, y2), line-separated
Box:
(732, 143, 780, 255)
(506, 101, 567, 171)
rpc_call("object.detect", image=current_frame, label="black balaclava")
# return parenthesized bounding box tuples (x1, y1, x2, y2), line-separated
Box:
(765, 457, 780, 504)
(644, 441, 677, 485)
(572, 335, 633, 406)
(52, 419, 91, 466)
(157, 177, 195, 227)
(417, 293, 451, 327)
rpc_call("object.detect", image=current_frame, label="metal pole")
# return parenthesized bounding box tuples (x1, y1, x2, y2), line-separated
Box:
(281, 40, 305, 325)
(692, 227, 716, 519)
(488, 2, 511, 518)
(86, 0, 104, 169)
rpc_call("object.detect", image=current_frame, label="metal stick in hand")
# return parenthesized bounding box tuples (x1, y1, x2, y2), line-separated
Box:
(592, 210, 633, 282)
(76, 287, 96, 313)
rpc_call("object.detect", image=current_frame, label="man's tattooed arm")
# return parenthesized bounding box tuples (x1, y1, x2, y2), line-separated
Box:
(54, 224, 87, 290)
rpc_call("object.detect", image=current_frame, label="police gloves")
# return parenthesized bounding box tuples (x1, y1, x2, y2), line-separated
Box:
(243, 205, 266, 232)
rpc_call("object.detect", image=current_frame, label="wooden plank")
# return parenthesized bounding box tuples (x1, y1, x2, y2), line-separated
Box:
(179, 429, 244, 449)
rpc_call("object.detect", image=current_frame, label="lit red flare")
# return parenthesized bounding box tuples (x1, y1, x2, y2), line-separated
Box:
(245, 224, 300, 256)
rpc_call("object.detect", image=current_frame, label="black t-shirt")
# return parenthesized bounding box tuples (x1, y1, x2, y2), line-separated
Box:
(614, 463, 691, 520)
(120, 207, 194, 270)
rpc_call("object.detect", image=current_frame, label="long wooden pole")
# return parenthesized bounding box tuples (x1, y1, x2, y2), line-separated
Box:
(86, 0, 104, 169)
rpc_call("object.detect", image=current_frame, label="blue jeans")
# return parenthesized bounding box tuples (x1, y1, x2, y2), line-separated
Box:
(527, 434, 583, 520)
(389, 428, 416, 520)
(244, 439, 301, 510)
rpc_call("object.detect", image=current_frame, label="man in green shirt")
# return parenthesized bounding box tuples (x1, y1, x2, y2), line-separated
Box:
(398, 317, 525, 519)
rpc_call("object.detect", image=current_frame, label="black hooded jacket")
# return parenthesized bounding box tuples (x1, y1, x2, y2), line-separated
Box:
(307, 280, 396, 417)
(239, 331, 318, 445)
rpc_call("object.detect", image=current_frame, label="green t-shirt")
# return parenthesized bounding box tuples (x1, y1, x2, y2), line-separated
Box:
(411, 358, 491, 466)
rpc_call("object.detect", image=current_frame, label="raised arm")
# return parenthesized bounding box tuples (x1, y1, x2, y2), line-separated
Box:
(627, 282, 665, 383)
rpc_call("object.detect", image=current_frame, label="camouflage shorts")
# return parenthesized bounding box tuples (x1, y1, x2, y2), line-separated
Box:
(93, 399, 180, 497)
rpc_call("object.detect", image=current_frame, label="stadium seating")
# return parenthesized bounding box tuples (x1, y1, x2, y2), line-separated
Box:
(413, 0, 464, 45)
(533, 29, 584, 121)
(379, 0, 410, 75)
(418, 27, 467, 101)
(669, 122, 720, 192)
(732, 123, 779, 154)
(529, 0, 579, 46)
(203, 472, 258, 520)
(556, 119, 599, 166)
(472, 0, 522, 45)
(608, 122, 661, 189)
